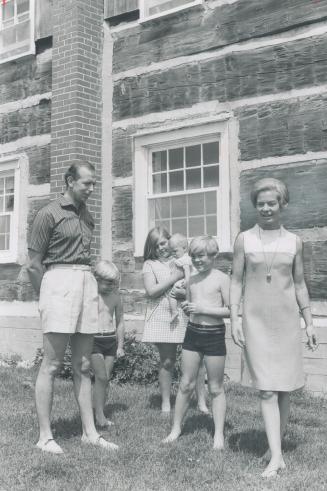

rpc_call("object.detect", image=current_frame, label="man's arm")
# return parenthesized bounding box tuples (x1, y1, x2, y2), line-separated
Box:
(26, 250, 44, 295)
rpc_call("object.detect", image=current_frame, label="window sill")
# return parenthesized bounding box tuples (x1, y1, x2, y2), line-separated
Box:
(139, 0, 203, 24)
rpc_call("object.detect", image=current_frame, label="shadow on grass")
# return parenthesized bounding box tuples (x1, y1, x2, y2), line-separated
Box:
(147, 393, 211, 411)
(228, 429, 298, 457)
(52, 415, 82, 439)
(104, 402, 128, 417)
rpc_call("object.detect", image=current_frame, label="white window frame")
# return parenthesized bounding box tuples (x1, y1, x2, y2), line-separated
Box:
(0, 0, 35, 64)
(0, 155, 28, 264)
(134, 120, 231, 257)
(139, 0, 203, 22)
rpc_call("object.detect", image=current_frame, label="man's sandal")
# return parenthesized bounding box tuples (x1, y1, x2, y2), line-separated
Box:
(36, 439, 64, 455)
(81, 434, 119, 451)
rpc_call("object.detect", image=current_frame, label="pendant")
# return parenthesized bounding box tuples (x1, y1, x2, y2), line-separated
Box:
(266, 273, 272, 283)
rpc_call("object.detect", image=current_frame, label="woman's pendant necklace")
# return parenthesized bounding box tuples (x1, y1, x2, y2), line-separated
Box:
(258, 227, 282, 283)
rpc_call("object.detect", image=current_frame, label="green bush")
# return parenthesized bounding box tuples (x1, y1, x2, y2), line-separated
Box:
(33, 332, 182, 385)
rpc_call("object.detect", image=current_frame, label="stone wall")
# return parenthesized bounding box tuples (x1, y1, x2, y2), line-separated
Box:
(107, 0, 327, 395)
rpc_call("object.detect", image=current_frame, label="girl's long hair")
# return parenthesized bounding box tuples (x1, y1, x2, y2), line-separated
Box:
(143, 226, 171, 261)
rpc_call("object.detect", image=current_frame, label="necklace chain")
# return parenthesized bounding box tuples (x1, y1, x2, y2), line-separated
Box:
(258, 226, 282, 283)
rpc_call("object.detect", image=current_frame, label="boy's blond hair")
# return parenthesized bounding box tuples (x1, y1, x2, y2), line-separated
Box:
(189, 236, 219, 257)
(94, 260, 120, 284)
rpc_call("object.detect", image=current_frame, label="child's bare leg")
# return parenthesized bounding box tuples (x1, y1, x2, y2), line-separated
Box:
(91, 353, 110, 426)
(102, 355, 115, 425)
(196, 360, 209, 413)
(156, 343, 177, 413)
(260, 391, 285, 477)
(163, 350, 202, 442)
(205, 355, 226, 450)
(168, 296, 179, 323)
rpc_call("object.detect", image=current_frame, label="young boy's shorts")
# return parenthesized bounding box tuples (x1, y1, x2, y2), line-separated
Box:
(182, 321, 226, 356)
(92, 334, 117, 357)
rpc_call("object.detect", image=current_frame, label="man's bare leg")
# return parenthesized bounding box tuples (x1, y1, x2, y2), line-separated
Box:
(70, 334, 118, 450)
(35, 332, 70, 453)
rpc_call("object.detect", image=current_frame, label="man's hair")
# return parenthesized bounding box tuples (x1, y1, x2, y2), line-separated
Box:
(64, 160, 95, 187)
(94, 260, 120, 284)
(250, 178, 289, 208)
(189, 235, 219, 257)
(169, 233, 188, 250)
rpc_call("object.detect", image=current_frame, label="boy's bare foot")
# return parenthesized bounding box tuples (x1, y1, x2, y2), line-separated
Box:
(213, 434, 224, 451)
(261, 450, 286, 468)
(261, 456, 286, 478)
(161, 402, 171, 414)
(170, 312, 179, 323)
(162, 429, 181, 443)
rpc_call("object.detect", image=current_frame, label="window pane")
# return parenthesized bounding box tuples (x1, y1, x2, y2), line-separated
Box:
(169, 171, 183, 192)
(185, 145, 201, 168)
(153, 173, 167, 194)
(0, 178, 4, 194)
(171, 195, 186, 218)
(155, 197, 170, 219)
(189, 216, 204, 236)
(205, 191, 217, 214)
(0, 215, 10, 234)
(5, 233, 10, 249)
(155, 219, 170, 232)
(0, 198, 3, 212)
(0, 235, 6, 250)
(203, 141, 219, 165)
(5, 175, 14, 194)
(203, 165, 219, 188)
(186, 168, 201, 190)
(5, 195, 14, 211)
(3, 26, 16, 46)
(17, 0, 30, 15)
(188, 193, 204, 216)
(2, 2, 14, 21)
(152, 151, 167, 173)
(17, 20, 29, 42)
(171, 218, 187, 236)
(206, 216, 217, 236)
(148, 0, 195, 16)
(169, 148, 183, 170)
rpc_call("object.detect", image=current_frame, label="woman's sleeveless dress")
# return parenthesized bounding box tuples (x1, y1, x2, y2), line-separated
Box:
(142, 259, 187, 343)
(242, 224, 304, 391)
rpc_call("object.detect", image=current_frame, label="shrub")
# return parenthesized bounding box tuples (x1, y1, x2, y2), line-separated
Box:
(33, 332, 182, 385)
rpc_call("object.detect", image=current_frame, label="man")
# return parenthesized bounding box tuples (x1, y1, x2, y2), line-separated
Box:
(27, 161, 118, 454)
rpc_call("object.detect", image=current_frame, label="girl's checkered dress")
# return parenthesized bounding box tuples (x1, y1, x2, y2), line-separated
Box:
(142, 259, 188, 343)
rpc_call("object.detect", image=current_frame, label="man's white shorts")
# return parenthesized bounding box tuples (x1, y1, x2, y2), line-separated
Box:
(39, 265, 99, 334)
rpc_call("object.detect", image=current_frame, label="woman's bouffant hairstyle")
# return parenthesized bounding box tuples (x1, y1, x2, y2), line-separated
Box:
(250, 178, 289, 208)
(143, 226, 171, 261)
(189, 236, 219, 257)
(94, 260, 120, 284)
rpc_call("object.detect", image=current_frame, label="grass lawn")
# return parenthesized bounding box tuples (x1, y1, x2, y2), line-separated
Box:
(0, 368, 326, 491)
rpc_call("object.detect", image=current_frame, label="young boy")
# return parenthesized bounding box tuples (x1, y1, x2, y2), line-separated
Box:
(168, 233, 193, 323)
(91, 260, 125, 428)
(163, 236, 230, 449)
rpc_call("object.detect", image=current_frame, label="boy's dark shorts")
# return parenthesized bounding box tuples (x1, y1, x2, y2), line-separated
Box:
(92, 334, 117, 357)
(182, 321, 226, 356)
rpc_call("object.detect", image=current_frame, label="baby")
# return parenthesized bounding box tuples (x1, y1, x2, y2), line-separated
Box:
(168, 233, 192, 323)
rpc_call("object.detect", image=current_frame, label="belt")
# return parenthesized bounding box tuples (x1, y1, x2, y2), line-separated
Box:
(94, 332, 116, 337)
(47, 264, 91, 271)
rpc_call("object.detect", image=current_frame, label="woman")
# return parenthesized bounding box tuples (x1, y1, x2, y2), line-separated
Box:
(142, 227, 208, 414)
(230, 178, 318, 478)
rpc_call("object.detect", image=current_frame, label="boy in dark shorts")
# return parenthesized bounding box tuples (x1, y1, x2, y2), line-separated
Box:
(91, 260, 125, 427)
(163, 236, 230, 449)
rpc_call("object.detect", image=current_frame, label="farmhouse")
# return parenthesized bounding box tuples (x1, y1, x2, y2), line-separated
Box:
(0, 0, 327, 395)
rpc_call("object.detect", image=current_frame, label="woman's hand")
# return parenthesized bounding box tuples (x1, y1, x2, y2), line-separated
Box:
(231, 318, 245, 348)
(181, 301, 202, 315)
(305, 324, 318, 351)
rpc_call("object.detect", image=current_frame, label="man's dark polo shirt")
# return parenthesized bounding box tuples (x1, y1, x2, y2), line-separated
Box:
(28, 194, 94, 266)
